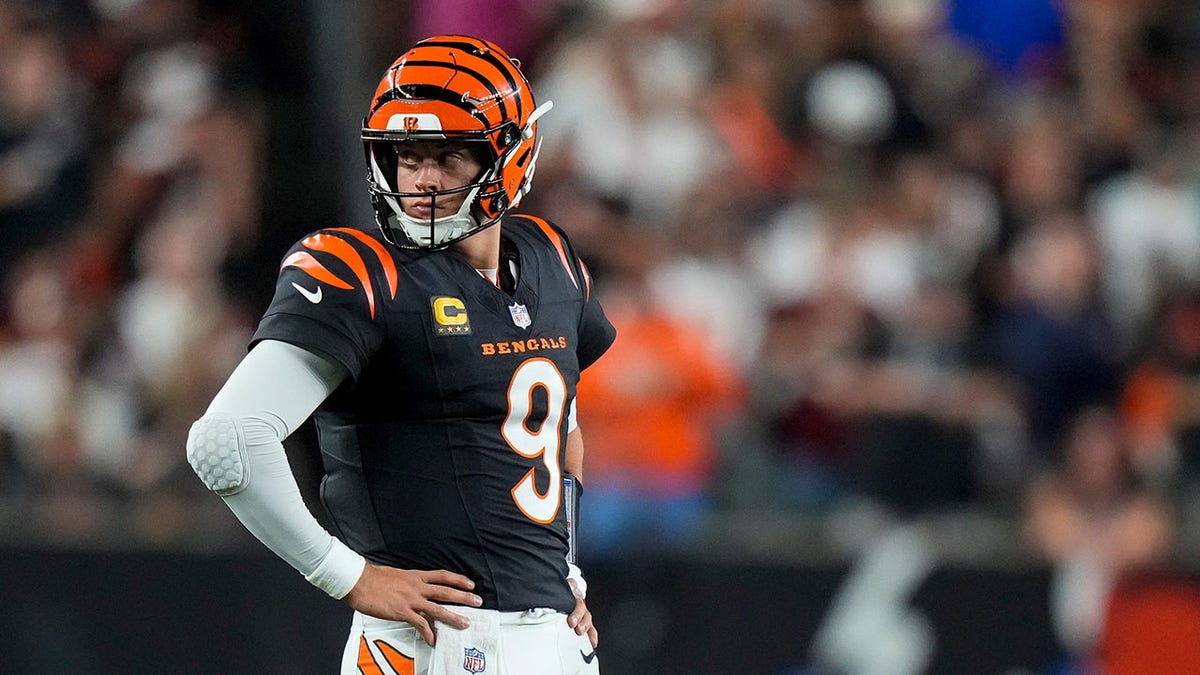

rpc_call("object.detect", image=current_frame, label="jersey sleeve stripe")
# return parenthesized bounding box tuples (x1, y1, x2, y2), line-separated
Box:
(301, 232, 378, 318)
(579, 257, 593, 302)
(522, 215, 579, 289)
(333, 227, 399, 300)
(280, 251, 354, 290)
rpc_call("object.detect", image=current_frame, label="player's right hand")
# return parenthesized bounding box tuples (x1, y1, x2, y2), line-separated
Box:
(343, 563, 483, 646)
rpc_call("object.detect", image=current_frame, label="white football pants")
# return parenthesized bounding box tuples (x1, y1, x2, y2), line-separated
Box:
(340, 606, 600, 675)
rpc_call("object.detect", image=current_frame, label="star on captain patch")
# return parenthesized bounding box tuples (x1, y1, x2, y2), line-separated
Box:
(508, 302, 531, 329)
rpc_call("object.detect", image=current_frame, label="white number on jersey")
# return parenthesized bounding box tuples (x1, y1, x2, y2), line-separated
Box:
(502, 358, 567, 523)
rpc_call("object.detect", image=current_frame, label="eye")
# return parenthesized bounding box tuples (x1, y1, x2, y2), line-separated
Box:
(396, 149, 421, 168)
(440, 149, 468, 167)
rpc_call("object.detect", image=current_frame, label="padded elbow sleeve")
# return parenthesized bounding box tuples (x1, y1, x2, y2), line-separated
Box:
(187, 413, 249, 495)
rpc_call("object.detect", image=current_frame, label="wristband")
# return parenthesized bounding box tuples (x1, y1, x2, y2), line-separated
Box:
(563, 472, 582, 564)
(567, 562, 587, 599)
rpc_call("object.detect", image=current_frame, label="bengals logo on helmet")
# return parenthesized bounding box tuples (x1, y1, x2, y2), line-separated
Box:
(361, 35, 553, 249)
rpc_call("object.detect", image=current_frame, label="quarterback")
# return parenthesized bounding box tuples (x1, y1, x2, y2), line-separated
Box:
(186, 35, 614, 674)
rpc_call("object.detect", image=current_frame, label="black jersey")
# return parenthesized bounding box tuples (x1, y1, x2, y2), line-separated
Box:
(250, 215, 615, 613)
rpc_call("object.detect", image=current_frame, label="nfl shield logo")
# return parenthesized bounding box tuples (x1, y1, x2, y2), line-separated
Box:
(508, 302, 531, 329)
(463, 647, 486, 673)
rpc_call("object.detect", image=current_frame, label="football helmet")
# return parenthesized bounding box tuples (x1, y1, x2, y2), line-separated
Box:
(362, 35, 553, 249)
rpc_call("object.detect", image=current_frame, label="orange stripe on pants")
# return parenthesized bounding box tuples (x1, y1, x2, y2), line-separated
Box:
(375, 640, 415, 675)
(357, 635, 384, 675)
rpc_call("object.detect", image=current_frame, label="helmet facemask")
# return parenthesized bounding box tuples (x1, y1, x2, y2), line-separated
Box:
(365, 137, 500, 249)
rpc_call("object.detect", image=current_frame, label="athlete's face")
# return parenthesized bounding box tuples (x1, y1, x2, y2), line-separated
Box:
(394, 141, 484, 220)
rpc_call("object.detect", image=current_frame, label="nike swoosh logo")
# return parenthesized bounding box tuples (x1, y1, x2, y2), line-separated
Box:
(291, 282, 322, 304)
(580, 649, 597, 664)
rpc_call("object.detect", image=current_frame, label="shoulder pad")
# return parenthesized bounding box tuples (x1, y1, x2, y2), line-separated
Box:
(510, 214, 582, 291)
(281, 228, 399, 319)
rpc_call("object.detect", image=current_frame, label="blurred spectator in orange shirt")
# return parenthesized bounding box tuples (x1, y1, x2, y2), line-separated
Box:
(576, 225, 745, 558)
(1093, 571, 1200, 675)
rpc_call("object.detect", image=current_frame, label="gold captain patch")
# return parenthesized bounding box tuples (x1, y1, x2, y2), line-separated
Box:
(431, 296, 471, 335)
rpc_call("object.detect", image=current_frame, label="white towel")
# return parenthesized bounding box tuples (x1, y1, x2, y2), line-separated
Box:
(429, 610, 500, 675)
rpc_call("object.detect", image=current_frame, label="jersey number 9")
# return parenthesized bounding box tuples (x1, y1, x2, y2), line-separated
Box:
(502, 358, 567, 524)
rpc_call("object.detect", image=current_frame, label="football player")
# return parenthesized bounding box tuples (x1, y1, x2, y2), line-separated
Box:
(186, 35, 614, 674)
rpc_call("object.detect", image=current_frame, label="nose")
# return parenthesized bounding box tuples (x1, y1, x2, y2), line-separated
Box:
(413, 159, 442, 193)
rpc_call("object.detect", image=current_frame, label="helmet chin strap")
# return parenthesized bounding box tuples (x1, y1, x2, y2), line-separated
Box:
(394, 182, 483, 248)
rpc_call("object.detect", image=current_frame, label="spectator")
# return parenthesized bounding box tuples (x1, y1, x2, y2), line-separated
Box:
(1025, 405, 1175, 669)
(576, 227, 745, 557)
(1089, 127, 1200, 351)
(0, 9, 91, 269)
(988, 211, 1123, 451)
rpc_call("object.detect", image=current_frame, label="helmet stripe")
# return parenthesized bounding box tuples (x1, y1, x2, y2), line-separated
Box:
(398, 59, 507, 120)
(412, 39, 524, 120)
(397, 57, 516, 125)
(417, 36, 520, 88)
(369, 83, 486, 124)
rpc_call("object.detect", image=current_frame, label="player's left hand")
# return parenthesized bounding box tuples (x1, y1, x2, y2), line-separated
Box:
(567, 578, 598, 649)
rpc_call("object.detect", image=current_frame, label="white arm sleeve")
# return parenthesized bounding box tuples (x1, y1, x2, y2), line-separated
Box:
(188, 339, 365, 599)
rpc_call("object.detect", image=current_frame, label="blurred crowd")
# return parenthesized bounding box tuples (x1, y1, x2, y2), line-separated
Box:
(3, 0, 1200, 667)
(0, 0, 277, 548)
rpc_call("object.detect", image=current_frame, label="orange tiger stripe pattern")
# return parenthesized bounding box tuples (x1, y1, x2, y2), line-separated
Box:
(299, 231, 378, 318)
(521, 215, 578, 289)
(395, 35, 527, 131)
(280, 251, 354, 290)
(373, 640, 415, 675)
(356, 635, 384, 675)
(332, 227, 398, 300)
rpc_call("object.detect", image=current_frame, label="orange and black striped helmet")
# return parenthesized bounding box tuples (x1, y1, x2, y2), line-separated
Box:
(362, 35, 552, 249)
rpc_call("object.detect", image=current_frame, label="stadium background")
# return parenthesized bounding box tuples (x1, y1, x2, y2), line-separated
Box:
(2, 0, 1200, 672)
